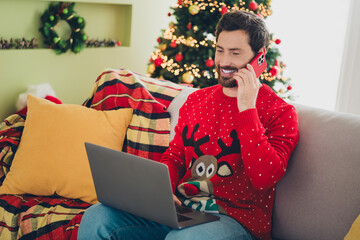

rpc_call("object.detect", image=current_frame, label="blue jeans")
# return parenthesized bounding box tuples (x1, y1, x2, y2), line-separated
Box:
(78, 203, 256, 240)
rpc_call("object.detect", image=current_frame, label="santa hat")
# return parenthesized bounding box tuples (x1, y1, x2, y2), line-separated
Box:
(16, 83, 62, 116)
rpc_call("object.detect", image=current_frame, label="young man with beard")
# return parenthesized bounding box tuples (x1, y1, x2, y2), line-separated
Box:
(78, 10, 299, 240)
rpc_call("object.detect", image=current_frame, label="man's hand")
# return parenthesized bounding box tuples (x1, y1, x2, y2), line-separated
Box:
(173, 194, 182, 206)
(233, 64, 262, 112)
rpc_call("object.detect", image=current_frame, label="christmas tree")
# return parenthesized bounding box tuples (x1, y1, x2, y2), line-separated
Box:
(148, 0, 293, 99)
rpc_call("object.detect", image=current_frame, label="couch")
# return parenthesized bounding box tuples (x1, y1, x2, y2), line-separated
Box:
(0, 69, 359, 239)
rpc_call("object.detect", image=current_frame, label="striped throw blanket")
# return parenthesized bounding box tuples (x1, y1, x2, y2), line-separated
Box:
(83, 68, 186, 161)
(0, 69, 185, 239)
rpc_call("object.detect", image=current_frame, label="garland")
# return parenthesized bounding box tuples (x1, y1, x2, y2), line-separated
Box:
(0, 38, 38, 49)
(0, 38, 122, 50)
(39, 2, 87, 54)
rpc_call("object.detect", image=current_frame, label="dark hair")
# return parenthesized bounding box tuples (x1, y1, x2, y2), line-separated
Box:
(215, 10, 270, 54)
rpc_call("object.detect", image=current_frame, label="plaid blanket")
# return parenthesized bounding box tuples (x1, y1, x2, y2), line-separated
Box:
(0, 69, 185, 239)
(83, 68, 186, 161)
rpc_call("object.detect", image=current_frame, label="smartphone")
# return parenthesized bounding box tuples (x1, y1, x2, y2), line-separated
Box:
(249, 52, 267, 78)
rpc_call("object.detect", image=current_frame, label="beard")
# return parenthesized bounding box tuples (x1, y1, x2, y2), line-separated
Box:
(216, 64, 238, 88)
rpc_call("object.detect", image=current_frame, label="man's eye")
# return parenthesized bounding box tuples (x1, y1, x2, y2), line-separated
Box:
(216, 49, 223, 53)
(232, 52, 240, 56)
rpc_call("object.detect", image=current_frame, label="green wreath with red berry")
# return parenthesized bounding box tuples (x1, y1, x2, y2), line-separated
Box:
(39, 2, 87, 54)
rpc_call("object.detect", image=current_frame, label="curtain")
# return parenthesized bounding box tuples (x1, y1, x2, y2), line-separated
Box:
(335, 0, 360, 115)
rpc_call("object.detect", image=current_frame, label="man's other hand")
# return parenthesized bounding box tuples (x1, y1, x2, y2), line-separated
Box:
(173, 194, 182, 206)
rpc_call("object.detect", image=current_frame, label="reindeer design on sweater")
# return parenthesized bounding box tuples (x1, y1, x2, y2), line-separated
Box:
(177, 123, 241, 214)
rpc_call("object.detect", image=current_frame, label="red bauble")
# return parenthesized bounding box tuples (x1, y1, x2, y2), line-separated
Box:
(275, 60, 279, 66)
(116, 41, 122, 46)
(249, 1, 258, 11)
(275, 39, 282, 44)
(187, 22, 192, 30)
(220, 6, 228, 15)
(175, 53, 183, 62)
(205, 58, 214, 67)
(168, 12, 171, 17)
(157, 37, 161, 43)
(154, 57, 163, 67)
(170, 40, 177, 48)
(287, 85, 293, 90)
(178, 0, 183, 5)
(269, 66, 280, 76)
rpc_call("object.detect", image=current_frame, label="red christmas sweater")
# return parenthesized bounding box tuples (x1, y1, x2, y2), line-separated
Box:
(160, 84, 299, 239)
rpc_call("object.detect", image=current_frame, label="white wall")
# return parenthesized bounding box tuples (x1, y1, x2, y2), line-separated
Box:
(130, 0, 172, 74)
(266, 0, 351, 110)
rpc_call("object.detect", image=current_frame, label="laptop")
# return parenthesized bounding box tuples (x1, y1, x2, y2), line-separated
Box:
(84, 142, 220, 229)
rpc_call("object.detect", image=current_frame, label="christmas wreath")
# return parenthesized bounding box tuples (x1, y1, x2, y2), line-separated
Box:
(39, 2, 87, 54)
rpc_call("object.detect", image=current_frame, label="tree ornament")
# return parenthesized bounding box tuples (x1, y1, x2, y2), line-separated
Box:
(170, 40, 177, 48)
(116, 41, 122, 46)
(249, 1, 258, 11)
(275, 39, 281, 44)
(168, 12, 171, 17)
(205, 58, 214, 67)
(178, 0, 183, 5)
(175, 53, 183, 62)
(147, 63, 155, 74)
(182, 72, 194, 84)
(159, 43, 167, 51)
(169, 22, 175, 28)
(157, 37, 161, 43)
(154, 57, 163, 67)
(287, 85, 292, 90)
(39, 2, 86, 54)
(279, 88, 285, 94)
(269, 66, 280, 76)
(189, 5, 200, 15)
(204, 32, 215, 41)
(220, 6, 228, 15)
(187, 22, 192, 30)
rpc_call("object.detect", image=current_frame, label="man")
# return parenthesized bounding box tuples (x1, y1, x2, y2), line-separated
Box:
(78, 10, 299, 240)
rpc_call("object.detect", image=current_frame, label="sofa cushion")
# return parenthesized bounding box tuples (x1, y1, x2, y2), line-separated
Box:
(0, 95, 132, 204)
(272, 102, 360, 240)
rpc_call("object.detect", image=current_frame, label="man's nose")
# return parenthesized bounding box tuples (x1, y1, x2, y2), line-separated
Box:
(218, 54, 231, 66)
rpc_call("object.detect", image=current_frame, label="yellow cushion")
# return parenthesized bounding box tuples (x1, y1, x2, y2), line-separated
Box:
(345, 214, 360, 240)
(0, 95, 132, 204)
